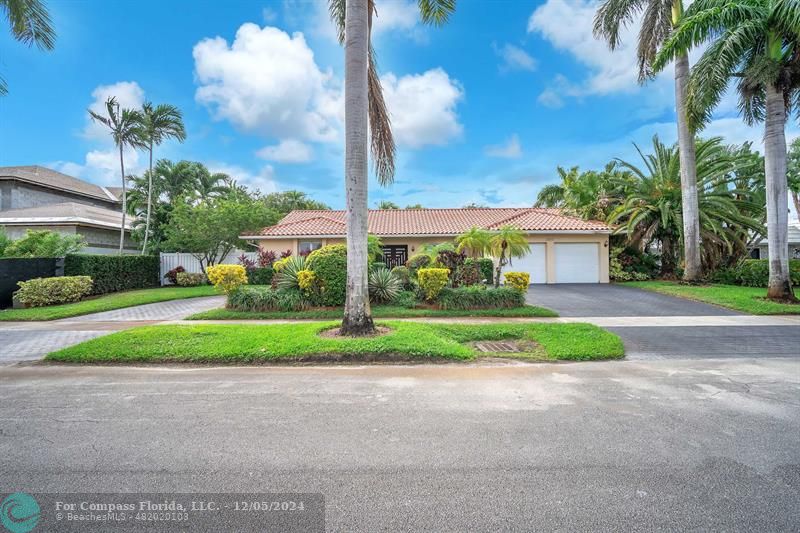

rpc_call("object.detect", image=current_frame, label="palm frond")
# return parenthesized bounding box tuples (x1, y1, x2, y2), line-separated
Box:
(1, 0, 56, 49)
(417, 0, 455, 26)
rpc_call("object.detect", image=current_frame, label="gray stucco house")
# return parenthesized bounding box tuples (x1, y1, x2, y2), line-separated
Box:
(752, 221, 800, 260)
(0, 165, 136, 254)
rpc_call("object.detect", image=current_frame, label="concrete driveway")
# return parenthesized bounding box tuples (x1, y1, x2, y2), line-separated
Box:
(526, 283, 738, 316)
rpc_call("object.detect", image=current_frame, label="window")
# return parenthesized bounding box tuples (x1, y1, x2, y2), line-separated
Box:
(298, 240, 323, 255)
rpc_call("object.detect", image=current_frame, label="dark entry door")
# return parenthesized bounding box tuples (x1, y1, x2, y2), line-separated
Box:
(381, 245, 408, 269)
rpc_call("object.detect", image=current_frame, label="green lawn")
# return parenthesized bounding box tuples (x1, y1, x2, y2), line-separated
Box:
(0, 285, 218, 321)
(46, 321, 623, 363)
(624, 281, 800, 315)
(187, 304, 557, 320)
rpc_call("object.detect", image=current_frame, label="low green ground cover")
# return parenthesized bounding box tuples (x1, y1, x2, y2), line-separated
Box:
(625, 281, 800, 315)
(46, 322, 623, 363)
(0, 285, 218, 321)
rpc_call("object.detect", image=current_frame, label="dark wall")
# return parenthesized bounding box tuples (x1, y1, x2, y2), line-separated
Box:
(0, 258, 61, 307)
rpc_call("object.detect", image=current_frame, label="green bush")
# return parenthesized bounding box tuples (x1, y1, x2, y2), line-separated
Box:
(176, 272, 206, 286)
(456, 261, 482, 286)
(468, 258, 494, 285)
(390, 265, 412, 289)
(368, 266, 404, 303)
(390, 290, 417, 308)
(305, 244, 347, 306)
(406, 254, 431, 277)
(14, 276, 93, 307)
(710, 259, 800, 287)
(2, 230, 85, 258)
(247, 266, 274, 285)
(227, 286, 308, 312)
(64, 254, 159, 295)
(438, 285, 525, 310)
(417, 267, 450, 301)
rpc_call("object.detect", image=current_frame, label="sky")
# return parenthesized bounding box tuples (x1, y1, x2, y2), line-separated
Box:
(1, 0, 798, 211)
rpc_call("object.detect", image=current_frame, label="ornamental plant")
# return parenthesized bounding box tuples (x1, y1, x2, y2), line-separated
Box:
(368, 266, 403, 303)
(206, 264, 248, 294)
(14, 276, 93, 307)
(504, 272, 530, 292)
(417, 267, 450, 301)
(297, 269, 317, 296)
(305, 244, 347, 306)
(175, 272, 207, 287)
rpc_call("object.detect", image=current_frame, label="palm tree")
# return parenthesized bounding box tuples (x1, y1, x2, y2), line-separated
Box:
(654, 0, 799, 301)
(153, 160, 200, 204)
(489, 225, 531, 288)
(609, 136, 763, 276)
(594, 0, 703, 282)
(88, 97, 145, 253)
(377, 200, 400, 209)
(788, 138, 800, 220)
(195, 168, 231, 201)
(329, 0, 454, 335)
(137, 103, 186, 255)
(1, 0, 55, 95)
(456, 226, 491, 258)
(534, 162, 633, 220)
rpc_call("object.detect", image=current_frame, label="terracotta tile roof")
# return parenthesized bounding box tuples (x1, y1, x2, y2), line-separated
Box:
(251, 208, 609, 237)
(0, 165, 120, 203)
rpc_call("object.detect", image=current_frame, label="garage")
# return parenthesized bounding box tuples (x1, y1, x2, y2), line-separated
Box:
(511, 243, 547, 284)
(554, 243, 600, 283)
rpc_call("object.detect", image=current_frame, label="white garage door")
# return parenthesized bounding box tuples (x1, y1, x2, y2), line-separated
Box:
(510, 243, 546, 284)
(554, 243, 600, 283)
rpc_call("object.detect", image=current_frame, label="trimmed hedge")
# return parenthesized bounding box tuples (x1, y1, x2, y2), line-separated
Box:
(711, 259, 800, 287)
(227, 286, 307, 312)
(247, 266, 274, 285)
(438, 285, 525, 310)
(466, 257, 494, 285)
(64, 254, 159, 295)
(176, 272, 206, 287)
(14, 276, 93, 307)
(306, 244, 347, 306)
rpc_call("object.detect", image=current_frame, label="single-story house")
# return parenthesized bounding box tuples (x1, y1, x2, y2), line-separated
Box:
(751, 221, 800, 260)
(243, 208, 612, 284)
(0, 165, 136, 253)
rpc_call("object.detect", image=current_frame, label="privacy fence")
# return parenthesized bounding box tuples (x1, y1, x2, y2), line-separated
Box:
(159, 251, 257, 285)
(0, 258, 63, 307)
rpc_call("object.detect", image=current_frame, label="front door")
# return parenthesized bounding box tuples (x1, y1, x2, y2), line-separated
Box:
(381, 245, 408, 269)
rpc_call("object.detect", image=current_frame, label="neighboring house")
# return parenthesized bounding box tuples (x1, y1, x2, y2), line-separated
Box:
(752, 221, 800, 260)
(244, 208, 612, 284)
(0, 165, 136, 254)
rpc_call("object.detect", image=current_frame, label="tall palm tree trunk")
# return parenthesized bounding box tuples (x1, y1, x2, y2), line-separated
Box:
(341, 0, 374, 335)
(763, 82, 796, 301)
(118, 145, 127, 254)
(143, 141, 153, 255)
(674, 50, 702, 281)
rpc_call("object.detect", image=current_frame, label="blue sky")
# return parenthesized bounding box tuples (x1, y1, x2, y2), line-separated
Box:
(1, 0, 796, 209)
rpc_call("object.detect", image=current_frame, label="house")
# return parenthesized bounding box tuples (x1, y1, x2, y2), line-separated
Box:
(752, 221, 800, 260)
(0, 165, 136, 254)
(244, 207, 612, 284)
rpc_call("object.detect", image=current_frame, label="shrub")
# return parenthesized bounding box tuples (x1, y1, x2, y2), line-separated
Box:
(64, 254, 159, 295)
(391, 290, 417, 308)
(391, 265, 413, 289)
(504, 272, 530, 292)
(455, 261, 482, 287)
(164, 265, 186, 285)
(297, 269, 317, 294)
(305, 244, 347, 306)
(227, 286, 307, 312)
(368, 266, 404, 303)
(274, 256, 307, 292)
(438, 285, 525, 310)
(2, 229, 85, 258)
(257, 248, 277, 267)
(475, 257, 494, 285)
(238, 254, 256, 271)
(718, 259, 800, 287)
(14, 276, 93, 307)
(175, 272, 206, 287)
(406, 254, 431, 277)
(417, 268, 450, 301)
(610, 247, 657, 281)
(247, 266, 274, 285)
(272, 257, 291, 272)
(206, 264, 248, 293)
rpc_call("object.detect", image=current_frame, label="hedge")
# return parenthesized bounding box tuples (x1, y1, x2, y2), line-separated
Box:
(438, 285, 525, 310)
(247, 266, 274, 285)
(305, 244, 347, 306)
(64, 254, 159, 295)
(14, 276, 93, 307)
(466, 257, 494, 285)
(711, 259, 800, 287)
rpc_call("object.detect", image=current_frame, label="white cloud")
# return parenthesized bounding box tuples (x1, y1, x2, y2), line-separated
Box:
(537, 89, 564, 108)
(256, 139, 313, 163)
(485, 134, 523, 158)
(207, 162, 278, 194)
(382, 68, 464, 148)
(493, 43, 537, 72)
(51, 147, 143, 187)
(84, 81, 145, 140)
(193, 24, 340, 142)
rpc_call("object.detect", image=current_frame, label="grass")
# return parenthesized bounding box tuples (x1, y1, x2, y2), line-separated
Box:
(46, 321, 623, 363)
(0, 285, 218, 321)
(187, 304, 557, 320)
(624, 281, 800, 315)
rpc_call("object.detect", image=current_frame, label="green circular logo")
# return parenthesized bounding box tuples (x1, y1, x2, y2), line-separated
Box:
(1, 493, 40, 533)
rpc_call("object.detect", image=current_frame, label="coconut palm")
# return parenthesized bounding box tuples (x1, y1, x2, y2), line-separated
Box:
(137, 102, 186, 255)
(456, 226, 491, 258)
(1, 0, 55, 96)
(654, 0, 799, 300)
(489, 225, 531, 288)
(609, 136, 764, 276)
(534, 162, 633, 220)
(329, 0, 455, 335)
(594, 0, 703, 282)
(88, 97, 145, 253)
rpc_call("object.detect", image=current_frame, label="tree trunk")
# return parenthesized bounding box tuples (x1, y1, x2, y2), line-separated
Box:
(494, 246, 507, 288)
(340, 0, 375, 335)
(118, 144, 127, 255)
(143, 142, 153, 255)
(674, 51, 702, 282)
(763, 82, 796, 301)
(660, 235, 677, 278)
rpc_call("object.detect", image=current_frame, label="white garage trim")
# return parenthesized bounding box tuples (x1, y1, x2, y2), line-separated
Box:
(510, 243, 547, 284)
(554, 243, 600, 283)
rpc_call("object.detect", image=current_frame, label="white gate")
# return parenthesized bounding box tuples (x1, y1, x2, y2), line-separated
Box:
(160, 251, 257, 285)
